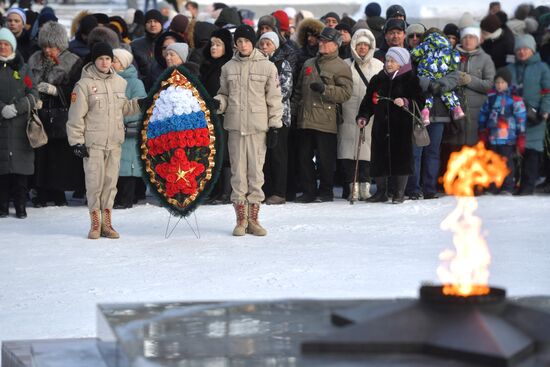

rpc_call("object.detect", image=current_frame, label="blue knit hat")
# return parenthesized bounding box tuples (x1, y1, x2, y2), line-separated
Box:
(514, 34, 536, 53)
(364, 2, 382, 17)
(6, 8, 27, 24)
(0, 28, 17, 52)
(386, 47, 410, 66)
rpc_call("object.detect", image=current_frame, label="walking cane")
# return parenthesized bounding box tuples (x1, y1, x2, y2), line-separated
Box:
(350, 127, 366, 205)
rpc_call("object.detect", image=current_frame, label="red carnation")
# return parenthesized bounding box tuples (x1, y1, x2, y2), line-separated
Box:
(372, 92, 379, 105)
(305, 66, 313, 76)
(24, 75, 32, 89)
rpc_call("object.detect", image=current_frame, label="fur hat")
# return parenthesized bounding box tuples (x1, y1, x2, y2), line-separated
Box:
(296, 18, 324, 47)
(386, 46, 410, 66)
(233, 24, 256, 45)
(113, 48, 133, 69)
(91, 42, 113, 62)
(272, 10, 290, 32)
(514, 34, 536, 52)
(257, 15, 278, 32)
(0, 28, 17, 52)
(38, 21, 68, 51)
(170, 14, 189, 33)
(364, 2, 382, 17)
(6, 8, 26, 24)
(495, 67, 512, 85)
(480, 14, 502, 33)
(166, 42, 189, 62)
(87, 26, 120, 49)
(258, 31, 280, 49)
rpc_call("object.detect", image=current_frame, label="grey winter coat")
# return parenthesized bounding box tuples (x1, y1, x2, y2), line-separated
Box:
(338, 29, 383, 161)
(0, 53, 39, 175)
(451, 46, 495, 146)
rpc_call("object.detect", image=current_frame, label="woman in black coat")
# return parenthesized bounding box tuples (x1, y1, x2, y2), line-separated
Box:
(0, 28, 39, 218)
(28, 21, 84, 207)
(199, 28, 232, 204)
(357, 47, 424, 203)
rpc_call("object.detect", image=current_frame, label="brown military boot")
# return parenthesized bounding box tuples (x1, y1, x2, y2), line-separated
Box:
(247, 203, 267, 236)
(101, 208, 120, 239)
(232, 202, 248, 236)
(88, 209, 101, 239)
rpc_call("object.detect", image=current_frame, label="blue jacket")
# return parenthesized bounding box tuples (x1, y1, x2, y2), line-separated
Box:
(117, 64, 147, 177)
(479, 88, 526, 145)
(507, 53, 550, 152)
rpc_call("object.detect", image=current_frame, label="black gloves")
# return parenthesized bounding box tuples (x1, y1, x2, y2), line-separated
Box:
(267, 128, 279, 149)
(73, 144, 89, 158)
(309, 82, 325, 94)
(209, 98, 221, 110)
(428, 81, 442, 97)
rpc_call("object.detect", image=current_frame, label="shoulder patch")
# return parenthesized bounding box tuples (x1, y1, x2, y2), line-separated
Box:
(71, 92, 77, 103)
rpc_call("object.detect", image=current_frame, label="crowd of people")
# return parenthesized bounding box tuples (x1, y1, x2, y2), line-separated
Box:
(1, 0, 550, 237)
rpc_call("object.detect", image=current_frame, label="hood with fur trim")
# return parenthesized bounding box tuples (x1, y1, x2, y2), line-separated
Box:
(350, 28, 376, 65)
(38, 21, 68, 51)
(296, 18, 324, 47)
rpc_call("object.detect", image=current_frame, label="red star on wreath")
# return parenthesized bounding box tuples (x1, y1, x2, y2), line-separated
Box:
(155, 149, 205, 197)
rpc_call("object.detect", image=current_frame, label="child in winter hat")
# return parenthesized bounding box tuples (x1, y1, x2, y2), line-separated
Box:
(478, 67, 527, 194)
(113, 48, 133, 70)
(410, 29, 465, 124)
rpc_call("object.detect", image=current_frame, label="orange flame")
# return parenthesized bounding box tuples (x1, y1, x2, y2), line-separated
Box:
(438, 143, 509, 297)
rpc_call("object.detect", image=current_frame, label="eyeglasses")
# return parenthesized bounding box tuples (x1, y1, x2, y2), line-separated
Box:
(408, 33, 423, 39)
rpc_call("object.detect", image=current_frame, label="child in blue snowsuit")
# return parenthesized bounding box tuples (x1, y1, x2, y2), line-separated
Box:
(410, 30, 465, 124)
(478, 68, 526, 194)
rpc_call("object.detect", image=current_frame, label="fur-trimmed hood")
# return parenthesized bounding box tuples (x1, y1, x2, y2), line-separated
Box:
(350, 28, 376, 65)
(38, 21, 68, 51)
(296, 18, 324, 47)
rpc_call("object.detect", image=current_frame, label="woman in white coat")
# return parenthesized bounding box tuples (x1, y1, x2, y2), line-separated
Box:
(338, 29, 383, 200)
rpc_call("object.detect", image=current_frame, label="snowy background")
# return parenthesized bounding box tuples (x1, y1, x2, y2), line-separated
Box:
(1, 195, 549, 349)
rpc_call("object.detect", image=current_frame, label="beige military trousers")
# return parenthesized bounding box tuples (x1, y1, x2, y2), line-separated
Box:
(228, 131, 267, 204)
(83, 147, 121, 210)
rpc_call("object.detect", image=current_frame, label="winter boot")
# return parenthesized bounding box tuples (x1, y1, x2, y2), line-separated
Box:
(452, 106, 465, 120)
(0, 201, 8, 218)
(421, 107, 430, 125)
(15, 204, 27, 219)
(247, 203, 267, 236)
(232, 202, 248, 236)
(392, 175, 408, 204)
(88, 209, 101, 239)
(101, 208, 120, 239)
(367, 177, 388, 203)
(348, 182, 359, 202)
(359, 182, 371, 200)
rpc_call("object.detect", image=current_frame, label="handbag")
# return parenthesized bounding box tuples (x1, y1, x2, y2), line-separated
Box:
(40, 90, 69, 139)
(411, 101, 430, 147)
(26, 95, 48, 148)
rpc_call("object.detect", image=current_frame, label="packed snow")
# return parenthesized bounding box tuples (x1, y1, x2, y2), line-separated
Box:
(1, 195, 549, 347)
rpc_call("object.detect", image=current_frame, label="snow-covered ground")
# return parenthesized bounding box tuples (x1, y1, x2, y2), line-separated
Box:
(1, 195, 549, 347)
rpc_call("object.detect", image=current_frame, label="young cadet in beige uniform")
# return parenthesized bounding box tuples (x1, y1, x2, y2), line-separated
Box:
(214, 25, 283, 236)
(67, 43, 141, 239)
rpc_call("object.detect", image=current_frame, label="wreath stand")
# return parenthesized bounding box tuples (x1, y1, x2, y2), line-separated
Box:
(164, 212, 201, 239)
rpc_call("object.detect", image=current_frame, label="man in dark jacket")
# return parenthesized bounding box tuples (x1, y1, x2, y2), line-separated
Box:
(130, 9, 163, 82)
(293, 27, 353, 202)
(480, 14, 515, 69)
(364, 2, 385, 49)
(374, 18, 406, 62)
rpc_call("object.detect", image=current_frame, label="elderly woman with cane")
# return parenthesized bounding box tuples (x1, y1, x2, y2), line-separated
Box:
(338, 29, 383, 202)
